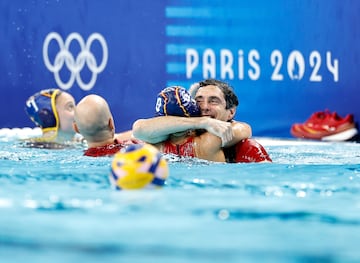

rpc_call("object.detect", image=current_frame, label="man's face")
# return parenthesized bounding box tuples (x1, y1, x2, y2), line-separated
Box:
(194, 85, 235, 122)
(56, 92, 76, 134)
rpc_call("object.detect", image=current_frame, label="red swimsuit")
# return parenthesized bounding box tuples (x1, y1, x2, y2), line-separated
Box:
(223, 138, 272, 163)
(84, 139, 141, 157)
(162, 137, 196, 157)
(162, 137, 271, 163)
(234, 138, 272, 163)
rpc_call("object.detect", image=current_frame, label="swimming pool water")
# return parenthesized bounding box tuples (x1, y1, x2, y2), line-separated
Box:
(0, 138, 359, 263)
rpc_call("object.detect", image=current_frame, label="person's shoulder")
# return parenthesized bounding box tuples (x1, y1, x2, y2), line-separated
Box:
(231, 119, 250, 125)
(231, 120, 252, 131)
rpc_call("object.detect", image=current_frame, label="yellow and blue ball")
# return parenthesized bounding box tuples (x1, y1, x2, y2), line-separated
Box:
(109, 144, 169, 190)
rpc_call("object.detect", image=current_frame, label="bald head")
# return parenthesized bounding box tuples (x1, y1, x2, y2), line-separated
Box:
(74, 94, 115, 144)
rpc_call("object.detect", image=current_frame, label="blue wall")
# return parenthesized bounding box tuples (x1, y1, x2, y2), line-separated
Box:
(1, 0, 359, 138)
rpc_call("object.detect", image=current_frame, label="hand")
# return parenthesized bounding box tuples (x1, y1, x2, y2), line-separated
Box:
(201, 117, 233, 146)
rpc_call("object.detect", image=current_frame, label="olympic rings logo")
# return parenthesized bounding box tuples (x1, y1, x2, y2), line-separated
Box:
(43, 32, 108, 91)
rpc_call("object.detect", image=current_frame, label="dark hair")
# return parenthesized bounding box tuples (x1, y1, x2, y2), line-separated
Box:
(198, 79, 239, 110)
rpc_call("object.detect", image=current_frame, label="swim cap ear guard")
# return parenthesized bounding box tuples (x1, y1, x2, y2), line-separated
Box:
(155, 86, 201, 117)
(25, 89, 60, 134)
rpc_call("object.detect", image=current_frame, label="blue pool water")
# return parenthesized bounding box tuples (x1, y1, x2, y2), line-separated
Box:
(0, 136, 360, 263)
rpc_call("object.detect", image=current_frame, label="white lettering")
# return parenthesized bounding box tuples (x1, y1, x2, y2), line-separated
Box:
(248, 49, 260, 80)
(270, 50, 284, 81)
(26, 98, 38, 112)
(287, 50, 305, 80)
(184, 48, 339, 82)
(238, 50, 244, 80)
(203, 49, 216, 79)
(326, 51, 339, 82)
(309, 51, 322, 82)
(220, 49, 234, 79)
(186, 48, 199, 78)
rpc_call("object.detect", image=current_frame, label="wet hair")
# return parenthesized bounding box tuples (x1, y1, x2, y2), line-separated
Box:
(197, 79, 239, 110)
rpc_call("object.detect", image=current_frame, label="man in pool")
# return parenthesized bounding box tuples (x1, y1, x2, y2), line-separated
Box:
(149, 86, 226, 162)
(25, 88, 80, 148)
(73, 94, 140, 157)
(133, 79, 271, 163)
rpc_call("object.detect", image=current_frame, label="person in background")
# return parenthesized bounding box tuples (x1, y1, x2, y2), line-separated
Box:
(133, 79, 271, 163)
(24, 88, 79, 148)
(73, 94, 139, 157)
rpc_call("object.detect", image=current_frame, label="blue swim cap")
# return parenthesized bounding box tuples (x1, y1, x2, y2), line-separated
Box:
(25, 89, 60, 132)
(155, 86, 201, 117)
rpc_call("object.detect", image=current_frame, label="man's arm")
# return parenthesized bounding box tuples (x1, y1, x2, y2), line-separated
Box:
(221, 121, 252, 147)
(194, 121, 252, 162)
(132, 116, 235, 144)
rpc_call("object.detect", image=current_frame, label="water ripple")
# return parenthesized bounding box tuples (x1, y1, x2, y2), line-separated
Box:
(214, 209, 360, 225)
